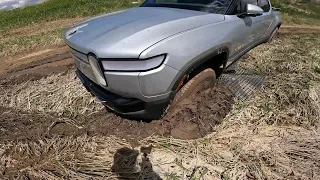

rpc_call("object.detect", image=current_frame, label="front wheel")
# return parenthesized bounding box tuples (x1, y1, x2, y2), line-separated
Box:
(171, 68, 217, 107)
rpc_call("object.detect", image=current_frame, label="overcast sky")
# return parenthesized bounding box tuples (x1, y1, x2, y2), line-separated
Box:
(0, 0, 46, 11)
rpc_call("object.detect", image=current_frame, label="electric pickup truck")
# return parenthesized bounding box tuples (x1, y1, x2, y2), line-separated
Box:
(64, 0, 282, 120)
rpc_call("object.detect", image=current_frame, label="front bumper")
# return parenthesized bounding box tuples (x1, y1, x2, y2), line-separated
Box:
(76, 70, 174, 120)
(73, 51, 180, 102)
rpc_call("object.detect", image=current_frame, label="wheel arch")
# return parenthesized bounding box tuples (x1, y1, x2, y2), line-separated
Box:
(171, 45, 229, 91)
(277, 23, 282, 28)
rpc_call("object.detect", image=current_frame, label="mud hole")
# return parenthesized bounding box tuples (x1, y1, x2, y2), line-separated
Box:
(87, 85, 234, 140)
(0, 45, 235, 142)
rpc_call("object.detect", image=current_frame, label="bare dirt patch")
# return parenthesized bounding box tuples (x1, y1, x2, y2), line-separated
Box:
(0, 45, 70, 73)
(0, 106, 85, 141)
(0, 45, 73, 85)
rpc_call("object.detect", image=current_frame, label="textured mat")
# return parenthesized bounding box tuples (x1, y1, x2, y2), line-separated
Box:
(218, 63, 266, 100)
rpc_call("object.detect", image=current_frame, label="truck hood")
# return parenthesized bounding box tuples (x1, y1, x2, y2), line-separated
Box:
(65, 7, 224, 58)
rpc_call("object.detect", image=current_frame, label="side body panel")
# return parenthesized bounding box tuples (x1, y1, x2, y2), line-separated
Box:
(227, 14, 265, 59)
(139, 12, 266, 77)
(139, 7, 280, 98)
(260, 0, 281, 38)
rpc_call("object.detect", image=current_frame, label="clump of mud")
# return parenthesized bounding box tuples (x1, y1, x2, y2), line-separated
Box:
(163, 86, 234, 139)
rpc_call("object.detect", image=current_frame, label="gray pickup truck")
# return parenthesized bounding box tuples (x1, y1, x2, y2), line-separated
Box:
(64, 0, 282, 120)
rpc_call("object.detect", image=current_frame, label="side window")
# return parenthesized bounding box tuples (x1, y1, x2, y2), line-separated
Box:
(258, 0, 270, 12)
(242, 0, 258, 6)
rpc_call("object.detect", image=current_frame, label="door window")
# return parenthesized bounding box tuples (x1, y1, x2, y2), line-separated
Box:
(258, 0, 270, 12)
(242, 0, 258, 5)
(143, 0, 234, 14)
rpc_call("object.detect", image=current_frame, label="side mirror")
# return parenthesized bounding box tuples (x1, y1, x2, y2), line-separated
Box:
(238, 4, 264, 17)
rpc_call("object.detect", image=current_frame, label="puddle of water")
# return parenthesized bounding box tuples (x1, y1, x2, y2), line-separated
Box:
(0, 0, 47, 12)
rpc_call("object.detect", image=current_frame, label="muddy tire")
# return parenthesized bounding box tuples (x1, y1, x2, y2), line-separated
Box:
(268, 27, 279, 43)
(172, 68, 216, 107)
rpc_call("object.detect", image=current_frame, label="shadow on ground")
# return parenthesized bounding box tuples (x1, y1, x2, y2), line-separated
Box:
(112, 146, 161, 180)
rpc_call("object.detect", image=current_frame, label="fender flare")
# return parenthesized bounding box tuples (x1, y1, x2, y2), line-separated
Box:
(171, 45, 229, 91)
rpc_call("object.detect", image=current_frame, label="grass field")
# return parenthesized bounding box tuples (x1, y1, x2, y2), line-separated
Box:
(272, 0, 320, 26)
(0, 0, 320, 179)
(0, 0, 137, 32)
(0, 33, 319, 179)
(0, 0, 320, 58)
(0, 0, 138, 58)
(0, 0, 319, 32)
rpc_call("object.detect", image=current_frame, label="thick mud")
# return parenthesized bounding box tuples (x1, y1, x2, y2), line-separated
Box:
(0, 45, 234, 142)
(87, 85, 234, 141)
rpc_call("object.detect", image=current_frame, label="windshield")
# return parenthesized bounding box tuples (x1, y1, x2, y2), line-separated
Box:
(141, 0, 233, 14)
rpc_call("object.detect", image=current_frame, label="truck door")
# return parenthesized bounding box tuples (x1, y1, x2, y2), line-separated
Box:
(240, 0, 265, 42)
(227, 0, 265, 59)
(257, 0, 273, 38)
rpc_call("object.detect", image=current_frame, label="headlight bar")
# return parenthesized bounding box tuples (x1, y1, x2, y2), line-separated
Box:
(100, 55, 166, 72)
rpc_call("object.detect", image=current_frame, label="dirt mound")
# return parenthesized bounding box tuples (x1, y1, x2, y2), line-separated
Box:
(163, 86, 234, 139)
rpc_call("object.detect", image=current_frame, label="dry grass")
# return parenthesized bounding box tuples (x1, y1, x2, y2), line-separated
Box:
(0, 0, 139, 58)
(0, 72, 103, 117)
(237, 35, 320, 127)
(0, 18, 83, 40)
(0, 18, 84, 58)
(1, 34, 320, 179)
(0, 136, 131, 179)
(0, 30, 63, 58)
(271, 0, 320, 26)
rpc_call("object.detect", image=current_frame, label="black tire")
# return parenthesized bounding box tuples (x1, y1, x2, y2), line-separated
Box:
(171, 68, 216, 107)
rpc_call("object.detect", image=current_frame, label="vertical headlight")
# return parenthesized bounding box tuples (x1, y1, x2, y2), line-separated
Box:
(88, 55, 107, 86)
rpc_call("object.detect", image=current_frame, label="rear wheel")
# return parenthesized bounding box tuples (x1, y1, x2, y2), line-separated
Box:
(171, 68, 217, 107)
